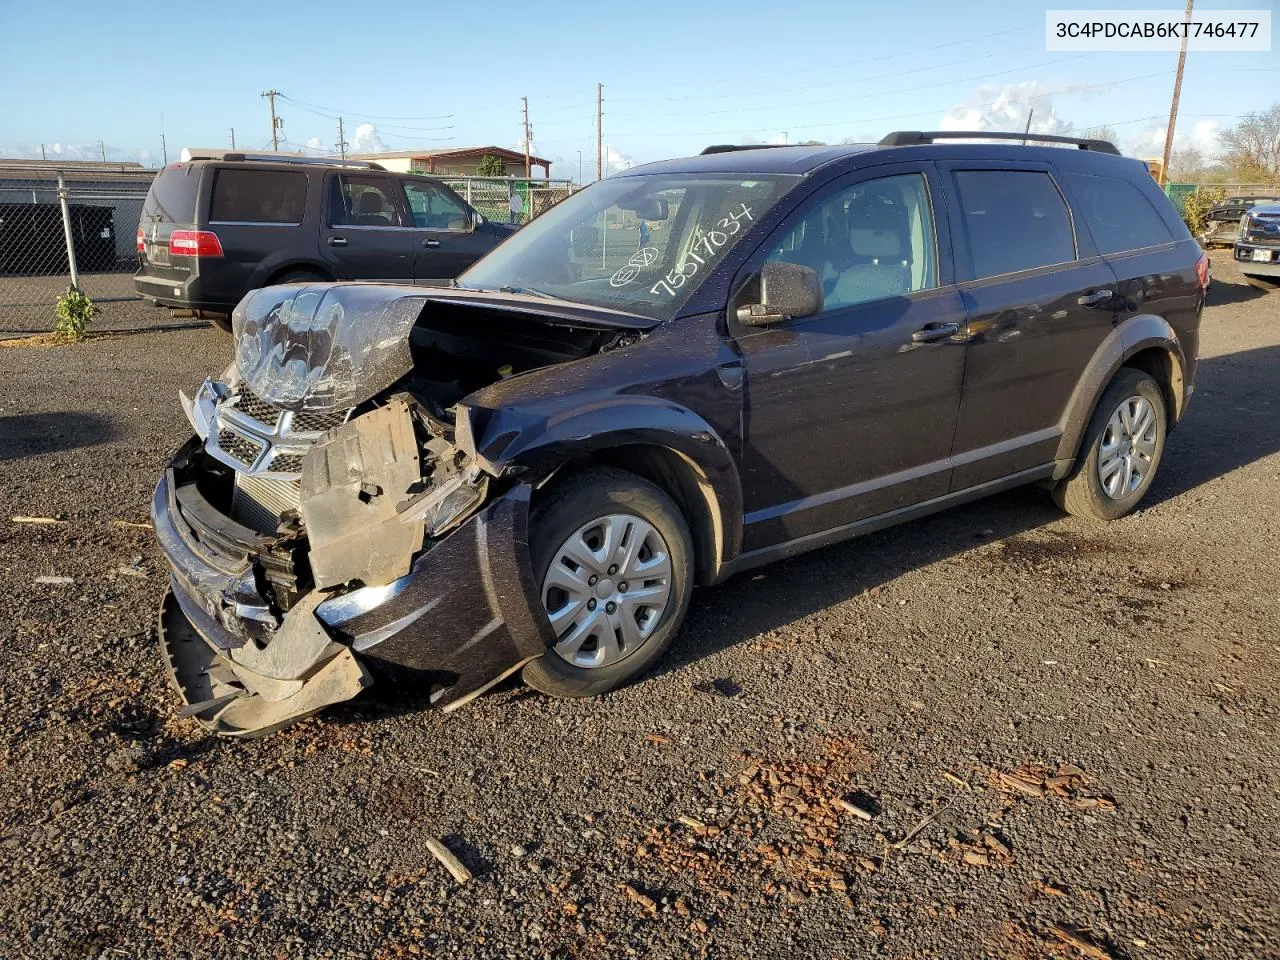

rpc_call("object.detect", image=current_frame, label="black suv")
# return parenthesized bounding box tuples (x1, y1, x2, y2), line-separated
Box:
(151, 131, 1207, 734)
(133, 151, 516, 329)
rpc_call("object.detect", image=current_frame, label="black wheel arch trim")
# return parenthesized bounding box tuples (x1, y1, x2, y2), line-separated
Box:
(1054, 312, 1187, 476)
(464, 398, 744, 584)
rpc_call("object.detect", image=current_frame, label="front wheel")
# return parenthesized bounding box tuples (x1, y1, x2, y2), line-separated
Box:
(1053, 368, 1167, 521)
(522, 467, 694, 698)
(1243, 274, 1280, 292)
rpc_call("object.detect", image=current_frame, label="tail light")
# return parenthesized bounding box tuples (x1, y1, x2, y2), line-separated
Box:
(1195, 252, 1210, 290)
(169, 230, 224, 258)
(135, 228, 145, 253)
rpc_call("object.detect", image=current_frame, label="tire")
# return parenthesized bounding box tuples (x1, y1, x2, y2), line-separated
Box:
(1053, 368, 1167, 522)
(1243, 274, 1280, 291)
(521, 467, 694, 698)
(272, 269, 328, 286)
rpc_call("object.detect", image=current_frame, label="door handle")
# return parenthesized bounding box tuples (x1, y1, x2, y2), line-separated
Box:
(421, 238, 440, 248)
(1077, 288, 1113, 307)
(911, 321, 960, 344)
(328, 236, 348, 247)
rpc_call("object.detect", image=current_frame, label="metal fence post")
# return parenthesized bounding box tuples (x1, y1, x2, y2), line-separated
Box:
(56, 172, 80, 291)
(465, 179, 472, 205)
(506, 179, 515, 224)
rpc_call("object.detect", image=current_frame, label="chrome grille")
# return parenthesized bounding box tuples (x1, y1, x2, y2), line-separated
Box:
(217, 429, 264, 468)
(232, 387, 281, 427)
(291, 409, 349, 433)
(270, 454, 306, 474)
(232, 474, 302, 533)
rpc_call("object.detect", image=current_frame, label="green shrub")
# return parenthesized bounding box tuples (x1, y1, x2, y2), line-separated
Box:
(54, 287, 97, 340)
(1181, 186, 1227, 240)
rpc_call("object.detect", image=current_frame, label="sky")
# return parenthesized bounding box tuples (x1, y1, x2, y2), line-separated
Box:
(1, 0, 1276, 178)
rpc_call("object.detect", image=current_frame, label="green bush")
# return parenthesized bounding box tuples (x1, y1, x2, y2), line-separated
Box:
(54, 287, 97, 340)
(1181, 186, 1227, 240)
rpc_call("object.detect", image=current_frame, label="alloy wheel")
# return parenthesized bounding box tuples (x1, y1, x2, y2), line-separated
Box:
(1097, 394, 1158, 500)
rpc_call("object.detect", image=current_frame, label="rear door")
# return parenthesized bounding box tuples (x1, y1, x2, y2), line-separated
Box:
(319, 173, 413, 281)
(206, 166, 309, 293)
(399, 177, 494, 281)
(939, 161, 1117, 490)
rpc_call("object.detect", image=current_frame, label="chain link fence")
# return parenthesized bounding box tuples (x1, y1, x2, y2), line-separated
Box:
(440, 177, 576, 225)
(0, 165, 155, 334)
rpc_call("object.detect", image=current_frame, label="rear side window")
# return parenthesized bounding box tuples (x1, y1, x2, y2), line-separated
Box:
(210, 169, 307, 224)
(952, 171, 1076, 279)
(1067, 173, 1174, 254)
(141, 165, 199, 224)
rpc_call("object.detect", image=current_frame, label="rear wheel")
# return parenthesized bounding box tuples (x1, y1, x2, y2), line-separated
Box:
(522, 467, 694, 698)
(272, 268, 328, 285)
(1053, 368, 1167, 521)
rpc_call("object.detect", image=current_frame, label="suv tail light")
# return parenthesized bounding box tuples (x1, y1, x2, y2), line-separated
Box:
(1195, 252, 1210, 290)
(169, 230, 224, 258)
(135, 228, 145, 253)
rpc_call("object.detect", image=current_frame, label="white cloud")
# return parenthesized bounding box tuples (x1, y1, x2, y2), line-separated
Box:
(348, 123, 386, 154)
(0, 140, 163, 166)
(940, 81, 1083, 137)
(1121, 117, 1222, 161)
(604, 144, 635, 175)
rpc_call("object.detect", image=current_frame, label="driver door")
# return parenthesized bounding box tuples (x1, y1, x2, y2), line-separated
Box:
(732, 165, 967, 552)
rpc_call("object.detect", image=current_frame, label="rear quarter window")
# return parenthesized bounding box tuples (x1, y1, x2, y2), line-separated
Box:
(1067, 173, 1175, 254)
(210, 169, 308, 224)
(141, 164, 200, 224)
(952, 170, 1076, 280)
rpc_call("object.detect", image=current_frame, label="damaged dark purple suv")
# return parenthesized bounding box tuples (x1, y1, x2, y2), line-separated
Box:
(154, 132, 1206, 735)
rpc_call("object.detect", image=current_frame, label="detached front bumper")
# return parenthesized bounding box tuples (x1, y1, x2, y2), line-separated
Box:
(151, 451, 553, 736)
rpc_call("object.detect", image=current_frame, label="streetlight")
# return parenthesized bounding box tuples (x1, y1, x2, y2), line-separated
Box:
(577, 150, 582, 187)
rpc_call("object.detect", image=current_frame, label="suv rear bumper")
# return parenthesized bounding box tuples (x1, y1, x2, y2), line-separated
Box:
(134, 270, 237, 314)
(151, 443, 552, 735)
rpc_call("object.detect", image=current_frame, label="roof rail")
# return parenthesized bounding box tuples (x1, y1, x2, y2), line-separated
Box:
(177, 147, 386, 170)
(700, 144, 791, 155)
(878, 130, 1120, 155)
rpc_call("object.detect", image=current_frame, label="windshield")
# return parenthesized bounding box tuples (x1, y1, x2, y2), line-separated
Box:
(457, 173, 799, 320)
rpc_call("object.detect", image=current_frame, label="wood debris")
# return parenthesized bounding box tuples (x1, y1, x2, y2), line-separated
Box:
(12, 515, 66, 524)
(424, 838, 472, 884)
(1047, 924, 1114, 959)
(989, 763, 1114, 810)
(621, 883, 657, 913)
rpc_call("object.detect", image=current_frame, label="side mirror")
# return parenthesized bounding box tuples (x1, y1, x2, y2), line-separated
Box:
(471, 210, 486, 228)
(736, 261, 823, 326)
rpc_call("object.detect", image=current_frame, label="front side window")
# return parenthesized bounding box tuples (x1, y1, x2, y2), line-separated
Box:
(1067, 173, 1174, 254)
(763, 173, 938, 310)
(953, 170, 1076, 279)
(210, 169, 308, 224)
(329, 176, 401, 227)
(402, 179, 471, 230)
(457, 173, 799, 321)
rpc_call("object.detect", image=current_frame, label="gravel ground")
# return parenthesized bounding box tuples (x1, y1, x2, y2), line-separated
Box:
(0, 258, 1277, 960)
(0, 271, 208, 336)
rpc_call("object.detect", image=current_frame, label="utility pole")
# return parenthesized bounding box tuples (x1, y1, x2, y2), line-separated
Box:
(160, 132, 168, 165)
(522, 96, 531, 180)
(1022, 108, 1034, 145)
(40, 144, 46, 161)
(97, 140, 107, 162)
(230, 127, 236, 149)
(262, 90, 282, 150)
(1159, 0, 1194, 187)
(596, 82, 603, 181)
(336, 116, 348, 161)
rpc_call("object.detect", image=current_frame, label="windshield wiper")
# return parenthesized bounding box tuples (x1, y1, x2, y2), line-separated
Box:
(498, 285, 558, 300)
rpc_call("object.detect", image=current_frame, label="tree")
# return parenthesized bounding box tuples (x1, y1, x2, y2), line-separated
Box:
(475, 153, 505, 177)
(1081, 125, 1118, 146)
(1168, 146, 1207, 181)
(1219, 104, 1280, 178)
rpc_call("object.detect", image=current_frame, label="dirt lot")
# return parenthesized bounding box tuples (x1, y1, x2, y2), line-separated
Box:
(0, 259, 1277, 960)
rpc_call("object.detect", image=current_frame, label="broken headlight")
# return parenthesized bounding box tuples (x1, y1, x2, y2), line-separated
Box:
(231, 284, 428, 415)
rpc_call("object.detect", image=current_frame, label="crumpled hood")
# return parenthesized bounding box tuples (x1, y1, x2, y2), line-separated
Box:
(232, 282, 660, 415)
(232, 284, 427, 414)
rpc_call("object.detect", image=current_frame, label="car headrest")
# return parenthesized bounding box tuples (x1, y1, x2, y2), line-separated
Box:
(358, 191, 384, 214)
(849, 228, 901, 259)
